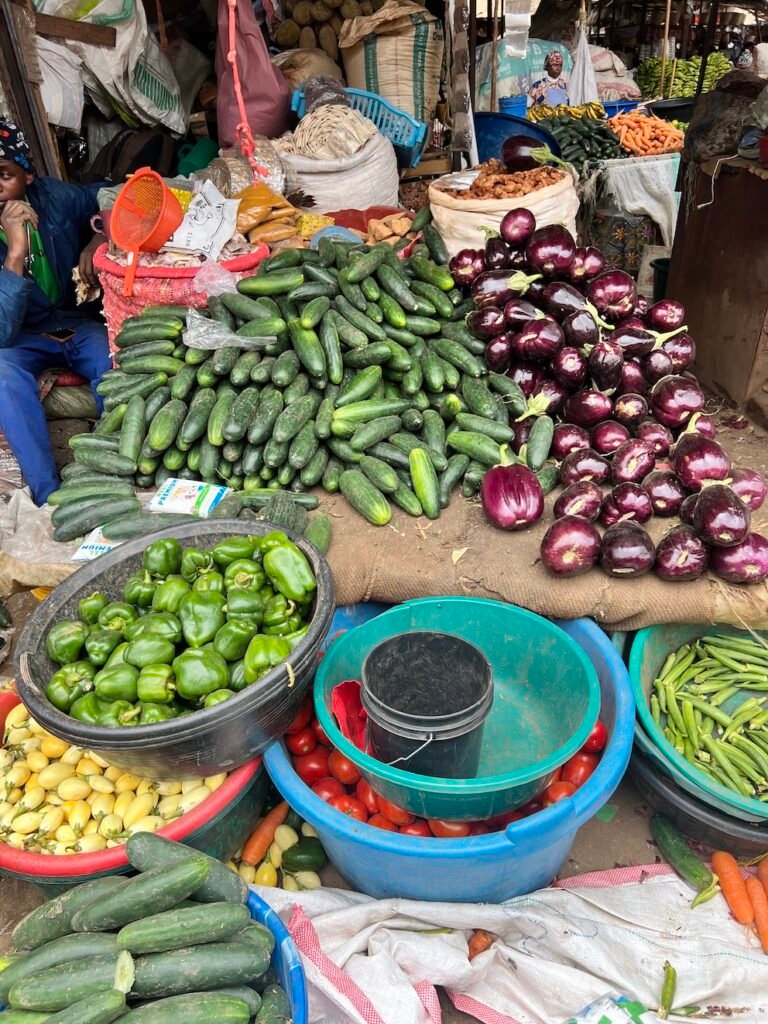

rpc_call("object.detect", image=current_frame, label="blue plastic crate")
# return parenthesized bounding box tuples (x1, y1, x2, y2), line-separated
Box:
(291, 87, 428, 168)
(499, 95, 528, 117)
(602, 99, 640, 118)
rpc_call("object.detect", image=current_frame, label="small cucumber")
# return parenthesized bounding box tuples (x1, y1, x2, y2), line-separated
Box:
(460, 376, 499, 419)
(238, 268, 304, 296)
(207, 391, 237, 448)
(304, 513, 332, 553)
(230, 351, 262, 386)
(422, 223, 449, 265)
(299, 447, 329, 487)
(455, 412, 514, 443)
(300, 296, 331, 329)
(433, 339, 483, 377)
(0, 934, 118, 1004)
(525, 415, 554, 471)
(256, 984, 291, 1023)
(421, 409, 446, 455)
(439, 454, 470, 508)
(118, 993, 250, 1024)
(8, 952, 134, 1013)
(409, 255, 453, 291)
(282, 372, 310, 406)
(248, 387, 284, 445)
(288, 420, 319, 470)
(272, 393, 317, 444)
(322, 457, 344, 492)
(389, 432, 447, 472)
(211, 346, 240, 376)
(147, 399, 187, 453)
(43, 990, 126, 1024)
(318, 315, 344, 385)
(409, 448, 440, 519)
(288, 319, 326, 379)
(360, 455, 399, 494)
(235, 317, 287, 339)
(101, 514, 197, 541)
(271, 349, 301, 388)
(446, 431, 502, 466)
(116, 902, 250, 955)
(486, 372, 527, 417)
(339, 470, 391, 526)
(179, 389, 217, 447)
(131, 943, 269, 999)
(52, 498, 141, 542)
(377, 265, 419, 311)
(390, 482, 422, 517)
(327, 438, 363, 465)
(337, 366, 382, 407)
(222, 387, 260, 443)
(349, 414, 402, 452)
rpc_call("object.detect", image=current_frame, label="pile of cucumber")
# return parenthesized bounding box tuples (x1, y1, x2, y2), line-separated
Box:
(0, 832, 291, 1024)
(52, 219, 532, 536)
(537, 115, 626, 165)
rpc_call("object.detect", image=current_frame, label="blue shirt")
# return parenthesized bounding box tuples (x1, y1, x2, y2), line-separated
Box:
(0, 177, 103, 347)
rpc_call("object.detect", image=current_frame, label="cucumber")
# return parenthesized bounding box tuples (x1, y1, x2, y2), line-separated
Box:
(196, 363, 218, 389)
(438, 454, 470, 508)
(421, 409, 446, 455)
(211, 347, 240, 377)
(288, 320, 326, 378)
(230, 351, 262, 386)
(236, 490, 318, 510)
(235, 317, 286, 339)
(650, 815, 717, 902)
(422, 223, 449, 265)
(432, 339, 483, 377)
(299, 447, 329, 487)
(360, 276, 380, 303)
(47, 481, 135, 507)
(410, 280, 454, 319)
(537, 464, 559, 495)
(147, 399, 186, 453)
(288, 420, 318, 470)
(94, 403, 127, 435)
(337, 270, 367, 312)
(118, 993, 251, 1024)
(223, 388, 260, 443)
(288, 282, 337, 304)
(221, 292, 276, 321)
(132, 943, 269, 999)
(332, 399, 411, 426)
(116, 902, 250, 955)
(383, 340, 412, 373)
(334, 297, 388, 342)
(329, 309, 368, 350)
(178, 389, 217, 447)
(365, 301, 384, 324)
(142, 305, 189, 320)
(420, 349, 445, 393)
(367, 442, 411, 471)
(435, 354, 460, 390)
(69, 434, 119, 453)
(169, 363, 197, 402)
(410, 206, 432, 232)
(525, 414, 554, 471)
(349, 414, 402, 452)
(303, 513, 332, 554)
(8, 953, 134, 1013)
(401, 407, 423, 432)
(389, 432, 447, 472)
(337, 366, 382, 408)
(377, 265, 419, 311)
(249, 356, 274, 384)
(0, 934, 118, 1004)
(208, 296, 236, 330)
(256, 984, 291, 1023)
(322, 456, 344, 492)
(217, 988, 262, 1017)
(343, 343, 392, 369)
(208, 391, 237, 447)
(248, 388, 284, 444)
(161, 445, 185, 471)
(486, 372, 527, 416)
(409, 448, 440, 519)
(446, 431, 502, 466)
(317, 315, 343, 385)
(263, 436, 289, 469)
(238, 269, 304, 296)
(390, 482, 422, 517)
(101, 514, 197, 541)
(71, 858, 209, 932)
(314, 396, 335, 440)
(455, 412, 514, 443)
(0, 1013, 52, 1023)
(359, 455, 399, 494)
(271, 350, 301, 388)
(460, 377, 499, 419)
(327, 438, 363, 465)
(114, 339, 176, 362)
(339, 470, 391, 526)
(272, 393, 317, 444)
(409, 255, 453, 291)
(52, 498, 140, 542)
(119, 356, 185, 377)
(345, 246, 388, 284)
(43, 991, 126, 1024)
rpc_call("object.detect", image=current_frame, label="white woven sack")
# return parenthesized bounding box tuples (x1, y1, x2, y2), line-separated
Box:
(280, 132, 399, 214)
(428, 169, 580, 257)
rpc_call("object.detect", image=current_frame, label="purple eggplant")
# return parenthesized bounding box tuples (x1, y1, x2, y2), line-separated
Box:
(646, 299, 686, 332)
(499, 207, 537, 247)
(484, 234, 512, 271)
(655, 525, 709, 582)
(661, 332, 696, 372)
(600, 482, 653, 526)
(611, 439, 656, 484)
(730, 468, 767, 512)
(551, 347, 588, 390)
(525, 279, 547, 305)
(501, 137, 559, 173)
(642, 350, 674, 385)
(518, 319, 564, 362)
(672, 435, 731, 491)
(642, 470, 687, 517)
(551, 423, 591, 460)
(560, 448, 611, 486)
(481, 461, 544, 530)
(600, 521, 655, 577)
(635, 419, 673, 456)
(680, 412, 716, 440)
(612, 326, 657, 358)
(650, 375, 705, 429)
(554, 481, 604, 521)
(563, 390, 614, 427)
(617, 360, 647, 397)
(512, 419, 533, 455)
(568, 246, 605, 284)
(467, 306, 505, 340)
(540, 516, 602, 577)
(633, 295, 650, 319)
(485, 333, 513, 373)
(587, 271, 638, 322)
(472, 268, 542, 309)
(507, 360, 544, 397)
(529, 377, 568, 416)
(679, 493, 699, 526)
(615, 315, 647, 333)
(709, 533, 768, 584)
(449, 249, 485, 286)
(562, 310, 600, 349)
(613, 393, 648, 429)
(588, 338, 624, 393)
(592, 420, 630, 455)
(525, 225, 576, 277)
(503, 298, 546, 329)
(542, 281, 588, 319)
(693, 484, 750, 548)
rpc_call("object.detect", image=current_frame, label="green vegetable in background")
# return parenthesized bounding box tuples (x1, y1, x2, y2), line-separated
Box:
(263, 539, 316, 603)
(46, 620, 88, 665)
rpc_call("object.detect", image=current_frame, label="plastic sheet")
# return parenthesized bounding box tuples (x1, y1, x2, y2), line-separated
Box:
(183, 308, 277, 350)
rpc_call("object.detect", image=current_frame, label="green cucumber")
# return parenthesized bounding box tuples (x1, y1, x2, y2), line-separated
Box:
(329, 309, 368, 350)
(459, 377, 498, 418)
(455, 412, 514, 442)
(273, 393, 317, 443)
(288, 420, 318, 470)
(235, 317, 287, 339)
(438, 454, 470, 508)
(0, 1012, 52, 1023)
(339, 470, 391, 526)
(287, 282, 337, 304)
(208, 296, 236, 330)
(119, 356, 185, 377)
(525, 415, 554, 470)
(141, 305, 188, 319)
(421, 409, 446, 454)
(207, 391, 237, 447)
(8, 952, 134, 1013)
(211, 347, 240, 376)
(318, 315, 344, 385)
(314, 396, 335, 440)
(71, 858, 209, 932)
(537, 464, 559, 495)
(337, 270, 367, 312)
(0, 934, 118, 1004)
(446, 431, 502, 466)
(650, 815, 717, 903)
(409, 255, 453, 291)
(248, 387, 284, 444)
(236, 491, 318, 510)
(299, 447, 329, 487)
(94, 404, 126, 435)
(486, 372, 527, 416)
(256, 984, 291, 1023)
(263, 436, 289, 468)
(169, 363, 197, 401)
(148, 399, 187, 453)
(332, 399, 411, 426)
(47, 482, 135, 507)
(422, 223, 449, 265)
(367, 441, 411, 470)
(131, 943, 269, 999)
(322, 456, 344, 492)
(69, 434, 119, 453)
(343, 343, 392, 369)
(334, 297, 387, 342)
(230, 351, 263, 386)
(116, 902, 250, 955)
(222, 292, 276, 321)
(389, 432, 447, 472)
(271, 350, 301, 387)
(337, 366, 382, 407)
(360, 276, 381, 303)
(377, 265, 419, 311)
(43, 991, 126, 1024)
(349, 414, 402, 452)
(118, 993, 251, 1024)
(300, 296, 331, 329)
(264, 249, 303, 272)
(382, 324, 420, 348)
(390, 482, 422, 516)
(71, 447, 138, 476)
(327, 438, 363, 464)
(52, 498, 140, 542)
(114, 339, 176, 362)
(384, 340, 412, 373)
(223, 388, 260, 443)
(250, 356, 275, 384)
(409, 448, 440, 519)
(198, 437, 219, 480)
(242, 444, 264, 475)
(402, 315, 440, 337)
(303, 513, 332, 553)
(345, 247, 388, 284)
(420, 349, 445, 393)
(101, 514, 198, 542)
(196, 363, 218, 388)
(217, 988, 261, 1017)
(433, 339, 483, 377)
(410, 280, 454, 319)
(360, 455, 399, 494)
(401, 407, 423, 432)
(288, 320, 326, 378)
(179, 389, 217, 447)
(238, 268, 304, 296)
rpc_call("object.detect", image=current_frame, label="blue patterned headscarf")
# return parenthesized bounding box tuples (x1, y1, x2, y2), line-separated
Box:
(0, 119, 32, 171)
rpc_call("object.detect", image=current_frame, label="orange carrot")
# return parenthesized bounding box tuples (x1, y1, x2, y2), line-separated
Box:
(758, 856, 768, 898)
(468, 929, 494, 960)
(241, 800, 289, 865)
(712, 851, 754, 925)
(746, 877, 768, 954)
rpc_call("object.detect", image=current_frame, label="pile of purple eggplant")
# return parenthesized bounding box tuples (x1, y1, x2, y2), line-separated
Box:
(454, 208, 768, 586)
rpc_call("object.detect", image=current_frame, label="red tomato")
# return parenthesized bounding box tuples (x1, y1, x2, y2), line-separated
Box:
(485, 809, 524, 830)
(328, 749, 361, 787)
(399, 820, 433, 837)
(355, 779, 380, 816)
(518, 799, 543, 817)
(286, 698, 313, 735)
(311, 776, 345, 802)
(582, 720, 608, 753)
(311, 716, 332, 747)
(368, 813, 398, 832)
(293, 748, 330, 786)
(330, 795, 368, 822)
(543, 780, 576, 806)
(428, 819, 471, 838)
(468, 822, 490, 835)
(561, 752, 599, 789)
(376, 796, 414, 826)
(285, 726, 317, 756)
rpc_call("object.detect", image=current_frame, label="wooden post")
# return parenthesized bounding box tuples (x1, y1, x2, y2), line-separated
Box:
(659, 0, 674, 96)
(489, 0, 501, 112)
(694, 0, 720, 100)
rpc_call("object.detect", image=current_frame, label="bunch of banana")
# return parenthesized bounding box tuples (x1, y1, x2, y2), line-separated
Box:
(527, 101, 605, 123)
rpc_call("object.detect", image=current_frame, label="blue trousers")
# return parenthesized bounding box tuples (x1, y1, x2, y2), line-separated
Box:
(0, 322, 111, 506)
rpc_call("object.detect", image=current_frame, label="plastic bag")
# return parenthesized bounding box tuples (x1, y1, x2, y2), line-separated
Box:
(569, 24, 599, 106)
(235, 182, 294, 234)
(192, 260, 239, 298)
(303, 74, 349, 114)
(183, 309, 277, 350)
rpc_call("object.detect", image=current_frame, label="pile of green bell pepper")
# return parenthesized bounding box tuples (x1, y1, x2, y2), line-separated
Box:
(44, 532, 317, 728)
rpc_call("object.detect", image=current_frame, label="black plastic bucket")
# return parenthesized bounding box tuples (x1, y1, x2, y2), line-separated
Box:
(361, 631, 493, 779)
(650, 257, 671, 301)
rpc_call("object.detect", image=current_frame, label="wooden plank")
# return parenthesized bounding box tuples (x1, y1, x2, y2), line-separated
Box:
(35, 12, 116, 47)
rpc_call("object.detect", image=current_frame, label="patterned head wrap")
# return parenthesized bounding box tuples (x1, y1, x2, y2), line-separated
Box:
(545, 51, 564, 71)
(0, 119, 33, 171)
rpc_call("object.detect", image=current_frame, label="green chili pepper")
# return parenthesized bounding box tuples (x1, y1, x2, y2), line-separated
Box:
(244, 634, 292, 683)
(223, 559, 265, 593)
(139, 702, 178, 725)
(143, 537, 183, 577)
(192, 571, 226, 594)
(123, 571, 157, 608)
(203, 688, 235, 708)
(46, 620, 89, 666)
(173, 648, 230, 700)
(137, 664, 176, 704)
(46, 661, 95, 712)
(213, 619, 259, 662)
(70, 692, 110, 725)
(212, 536, 260, 567)
(181, 548, 215, 583)
(263, 543, 316, 603)
(124, 635, 176, 669)
(225, 588, 264, 625)
(94, 664, 140, 702)
(124, 612, 182, 645)
(97, 699, 141, 728)
(98, 602, 139, 635)
(179, 591, 227, 648)
(152, 576, 191, 614)
(84, 628, 124, 668)
(658, 961, 676, 1020)
(78, 592, 108, 626)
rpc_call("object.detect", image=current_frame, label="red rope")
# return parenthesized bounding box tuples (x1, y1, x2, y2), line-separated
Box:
(227, 0, 270, 182)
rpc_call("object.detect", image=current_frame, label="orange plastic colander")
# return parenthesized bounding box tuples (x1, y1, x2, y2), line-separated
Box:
(110, 167, 184, 296)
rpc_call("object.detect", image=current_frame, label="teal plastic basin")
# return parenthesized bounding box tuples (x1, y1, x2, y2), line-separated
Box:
(629, 623, 768, 823)
(314, 598, 600, 821)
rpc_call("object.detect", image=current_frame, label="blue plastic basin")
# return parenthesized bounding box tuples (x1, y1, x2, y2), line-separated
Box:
(265, 610, 634, 903)
(247, 891, 308, 1024)
(473, 112, 561, 164)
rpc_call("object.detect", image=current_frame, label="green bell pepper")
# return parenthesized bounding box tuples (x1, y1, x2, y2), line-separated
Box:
(123, 571, 157, 608)
(46, 661, 95, 712)
(181, 548, 215, 583)
(192, 571, 225, 594)
(213, 619, 258, 662)
(94, 664, 139, 702)
(124, 612, 182, 645)
(137, 664, 176, 704)
(84, 628, 124, 667)
(259, 583, 276, 604)
(78, 592, 108, 626)
(223, 559, 265, 593)
(143, 537, 183, 577)
(243, 634, 292, 683)
(125, 635, 176, 669)
(264, 616, 303, 637)
(212, 536, 259, 567)
(229, 659, 247, 691)
(263, 543, 316, 603)
(179, 591, 226, 648)
(106, 641, 129, 667)
(46, 620, 89, 666)
(259, 530, 292, 553)
(203, 688, 235, 708)
(173, 648, 230, 700)
(283, 626, 309, 651)
(226, 588, 264, 625)
(262, 595, 305, 638)
(152, 576, 191, 614)
(70, 692, 109, 725)
(97, 699, 141, 727)
(139, 702, 178, 725)
(98, 602, 139, 635)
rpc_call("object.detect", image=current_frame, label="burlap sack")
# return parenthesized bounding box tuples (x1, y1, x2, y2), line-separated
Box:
(428, 169, 580, 257)
(339, 1, 444, 123)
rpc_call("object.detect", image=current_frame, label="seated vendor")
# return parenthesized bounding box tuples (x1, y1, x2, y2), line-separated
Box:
(0, 118, 110, 506)
(528, 51, 569, 108)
